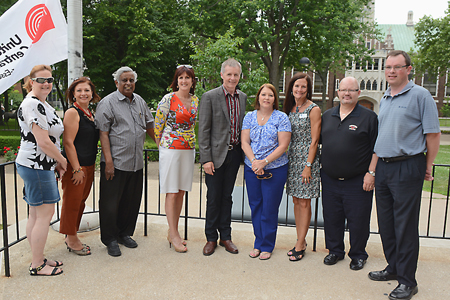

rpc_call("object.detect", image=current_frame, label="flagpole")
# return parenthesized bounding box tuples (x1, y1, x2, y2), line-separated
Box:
(67, 0, 83, 85)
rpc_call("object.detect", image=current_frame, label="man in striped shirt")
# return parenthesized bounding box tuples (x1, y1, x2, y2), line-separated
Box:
(95, 66, 155, 257)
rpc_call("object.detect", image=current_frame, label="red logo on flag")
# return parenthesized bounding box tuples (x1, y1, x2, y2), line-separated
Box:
(25, 4, 55, 44)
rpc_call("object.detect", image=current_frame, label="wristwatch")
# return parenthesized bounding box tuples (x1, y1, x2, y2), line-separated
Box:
(368, 170, 375, 177)
(265, 158, 269, 164)
(306, 162, 312, 167)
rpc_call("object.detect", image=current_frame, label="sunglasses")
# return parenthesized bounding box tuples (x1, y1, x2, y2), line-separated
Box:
(177, 64, 193, 69)
(257, 172, 273, 180)
(32, 77, 54, 84)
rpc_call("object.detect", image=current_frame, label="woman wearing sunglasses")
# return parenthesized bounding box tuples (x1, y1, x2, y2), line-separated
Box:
(59, 77, 101, 256)
(241, 83, 291, 260)
(16, 65, 66, 276)
(154, 65, 198, 253)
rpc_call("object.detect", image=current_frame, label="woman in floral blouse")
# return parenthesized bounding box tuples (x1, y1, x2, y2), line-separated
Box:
(154, 65, 198, 253)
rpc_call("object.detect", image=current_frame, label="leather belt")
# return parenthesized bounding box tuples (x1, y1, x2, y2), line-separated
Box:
(380, 153, 424, 163)
(228, 144, 239, 150)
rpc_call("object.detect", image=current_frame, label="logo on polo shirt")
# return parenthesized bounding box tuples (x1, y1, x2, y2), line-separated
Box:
(349, 125, 357, 131)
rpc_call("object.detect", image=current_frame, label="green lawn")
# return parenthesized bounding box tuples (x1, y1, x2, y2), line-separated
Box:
(439, 118, 450, 127)
(423, 145, 450, 196)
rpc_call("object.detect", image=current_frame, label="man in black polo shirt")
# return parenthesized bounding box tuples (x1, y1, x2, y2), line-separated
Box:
(321, 77, 378, 270)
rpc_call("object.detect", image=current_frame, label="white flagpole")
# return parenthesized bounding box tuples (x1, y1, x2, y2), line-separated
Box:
(67, 0, 83, 85)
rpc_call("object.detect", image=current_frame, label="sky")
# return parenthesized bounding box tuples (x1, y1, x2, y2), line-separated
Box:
(374, 0, 449, 24)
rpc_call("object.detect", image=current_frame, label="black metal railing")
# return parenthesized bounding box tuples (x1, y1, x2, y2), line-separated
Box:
(1, 152, 449, 276)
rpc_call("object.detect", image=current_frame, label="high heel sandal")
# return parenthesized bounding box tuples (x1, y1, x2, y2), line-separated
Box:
(65, 241, 91, 256)
(167, 229, 186, 246)
(289, 245, 307, 262)
(287, 242, 307, 256)
(167, 236, 187, 253)
(29, 261, 63, 276)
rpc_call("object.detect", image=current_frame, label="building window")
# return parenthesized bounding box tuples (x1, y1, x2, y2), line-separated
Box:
(279, 70, 285, 93)
(367, 60, 373, 71)
(422, 72, 437, 96)
(374, 58, 379, 70)
(372, 80, 377, 91)
(366, 80, 372, 90)
(360, 80, 365, 91)
(355, 61, 361, 70)
(336, 79, 340, 90)
(366, 41, 371, 49)
(380, 80, 383, 91)
(313, 74, 324, 94)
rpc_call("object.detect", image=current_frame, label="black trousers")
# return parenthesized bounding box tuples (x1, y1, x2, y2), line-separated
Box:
(99, 163, 143, 246)
(375, 154, 426, 287)
(204, 147, 241, 241)
(321, 171, 373, 260)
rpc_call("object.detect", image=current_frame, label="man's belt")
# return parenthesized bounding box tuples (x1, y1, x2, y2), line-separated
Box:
(380, 153, 424, 163)
(228, 144, 240, 150)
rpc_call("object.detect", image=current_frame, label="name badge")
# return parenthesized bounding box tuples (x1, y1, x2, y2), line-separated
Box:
(299, 113, 307, 118)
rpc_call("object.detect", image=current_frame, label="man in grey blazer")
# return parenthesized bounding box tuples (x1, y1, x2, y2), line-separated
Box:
(198, 58, 247, 256)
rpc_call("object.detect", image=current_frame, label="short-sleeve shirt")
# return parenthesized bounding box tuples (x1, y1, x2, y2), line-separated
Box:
(95, 90, 154, 172)
(374, 81, 440, 157)
(242, 109, 291, 170)
(16, 96, 64, 170)
(154, 93, 199, 149)
(321, 104, 378, 179)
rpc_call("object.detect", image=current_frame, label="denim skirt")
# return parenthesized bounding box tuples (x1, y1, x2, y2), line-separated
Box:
(16, 163, 61, 206)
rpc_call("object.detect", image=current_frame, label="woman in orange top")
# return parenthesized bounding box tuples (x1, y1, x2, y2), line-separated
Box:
(154, 65, 198, 253)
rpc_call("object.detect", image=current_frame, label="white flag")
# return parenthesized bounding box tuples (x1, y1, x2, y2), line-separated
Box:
(0, 0, 68, 95)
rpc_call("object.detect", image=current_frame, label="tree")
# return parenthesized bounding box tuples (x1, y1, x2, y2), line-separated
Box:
(413, 3, 450, 84)
(190, 27, 268, 102)
(186, 0, 376, 104)
(82, 0, 193, 108)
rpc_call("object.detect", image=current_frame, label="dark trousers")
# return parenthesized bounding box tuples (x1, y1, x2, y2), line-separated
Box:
(375, 155, 426, 287)
(244, 164, 288, 252)
(99, 163, 143, 246)
(204, 147, 241, 241)
(321, 171, 373, 260)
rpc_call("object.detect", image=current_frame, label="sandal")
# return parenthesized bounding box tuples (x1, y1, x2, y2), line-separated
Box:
(44, 258, 63, 267)
(287, 242, 307, 256)
(259, 252, 272, 260)
(249, 249, 261, 258)
(66, 242, 91, 256)
(289, 248, 306, 262)
(29, 262, 63, 276)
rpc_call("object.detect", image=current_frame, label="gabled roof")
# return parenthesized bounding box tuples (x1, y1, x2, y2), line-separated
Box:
(377, 24, 416, 52)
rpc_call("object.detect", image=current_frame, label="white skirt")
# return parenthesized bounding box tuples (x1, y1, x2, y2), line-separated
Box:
(159, 147, 195, 194)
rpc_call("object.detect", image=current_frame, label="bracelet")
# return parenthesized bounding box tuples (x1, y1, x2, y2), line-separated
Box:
(264, 158, 269, 164)
(251, 158, 256, 163)
(72, 167, 83, 174)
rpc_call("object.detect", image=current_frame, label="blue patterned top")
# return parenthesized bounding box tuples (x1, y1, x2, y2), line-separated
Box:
(242, 109, 291, 170)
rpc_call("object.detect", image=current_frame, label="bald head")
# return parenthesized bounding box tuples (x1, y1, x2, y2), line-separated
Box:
(338, 77, 361, 107)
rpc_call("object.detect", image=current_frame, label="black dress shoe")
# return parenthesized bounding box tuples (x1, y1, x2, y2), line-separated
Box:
(388, 284, 418, 300)
(349, 258, 366, 270)
(323, 253, 343, 265)
(107, 240, 121, 257)
(368, 269, 397, 281)
(118, 235, 138, 248)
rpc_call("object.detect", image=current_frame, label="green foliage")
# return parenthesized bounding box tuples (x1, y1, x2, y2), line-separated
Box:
(82, 0, 193, 109)
(0, 136, 20, 154)
(440, 102, 450, 117)
(2, 146, 18, 161)
(191, 27, 268, 99)
(413, 4, 450, 82)
(423, 145, 450, 195)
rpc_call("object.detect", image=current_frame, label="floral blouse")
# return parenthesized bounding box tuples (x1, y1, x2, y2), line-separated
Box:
(154, 93, 199, 149)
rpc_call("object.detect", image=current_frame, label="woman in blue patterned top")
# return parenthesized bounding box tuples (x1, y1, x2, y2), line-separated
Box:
(241, 83, 291, 260)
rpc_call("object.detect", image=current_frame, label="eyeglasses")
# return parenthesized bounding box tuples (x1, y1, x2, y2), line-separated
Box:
(31, 77, 54, 84)
(257, 172, 273, 180)
(384, 65, 409, 71)
(177, 64, 193, 69)
(338, 89, 359, 93)
(73, 76, 91, 81)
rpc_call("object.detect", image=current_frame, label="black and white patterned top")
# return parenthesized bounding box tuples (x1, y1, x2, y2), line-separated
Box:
(16, 96, 64, 170)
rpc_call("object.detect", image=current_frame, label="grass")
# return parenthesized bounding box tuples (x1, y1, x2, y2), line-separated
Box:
(423, 145, 450, 196)
(439, 118, 450, 127)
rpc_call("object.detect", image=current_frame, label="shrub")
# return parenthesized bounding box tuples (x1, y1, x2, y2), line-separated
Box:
(3, 146, 19, 161)
(0, 136, 21, 153)
(440, 103, 450, 117)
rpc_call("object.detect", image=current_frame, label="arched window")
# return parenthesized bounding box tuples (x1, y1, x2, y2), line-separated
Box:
(372, 80, 377, 91)
(360, 80, 365, 90)
(366, 80, 371, 90)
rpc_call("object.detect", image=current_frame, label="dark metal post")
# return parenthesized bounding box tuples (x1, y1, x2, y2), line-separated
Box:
(1, 165, 11, 277)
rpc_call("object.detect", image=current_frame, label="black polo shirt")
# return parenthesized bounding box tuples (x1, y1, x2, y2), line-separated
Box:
(321, 104, 378, 179)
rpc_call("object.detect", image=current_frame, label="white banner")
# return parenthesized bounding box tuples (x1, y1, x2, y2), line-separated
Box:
(0, 0, 68, 95)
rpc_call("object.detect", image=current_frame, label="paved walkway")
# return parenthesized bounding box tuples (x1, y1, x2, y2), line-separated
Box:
(0, 216, 449, 299)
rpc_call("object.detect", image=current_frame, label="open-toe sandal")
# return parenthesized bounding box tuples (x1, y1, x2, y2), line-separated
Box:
(249, 249, 261, 258)
(259, 252, 272, 260)
(44, 258, 63, 267)
(66, 242, 91, 256)
(289, 248, 306, 262)
(29, 262, 63, 276)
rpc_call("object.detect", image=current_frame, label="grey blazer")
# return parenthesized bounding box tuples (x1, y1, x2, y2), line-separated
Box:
(198, 86, 247, 169)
